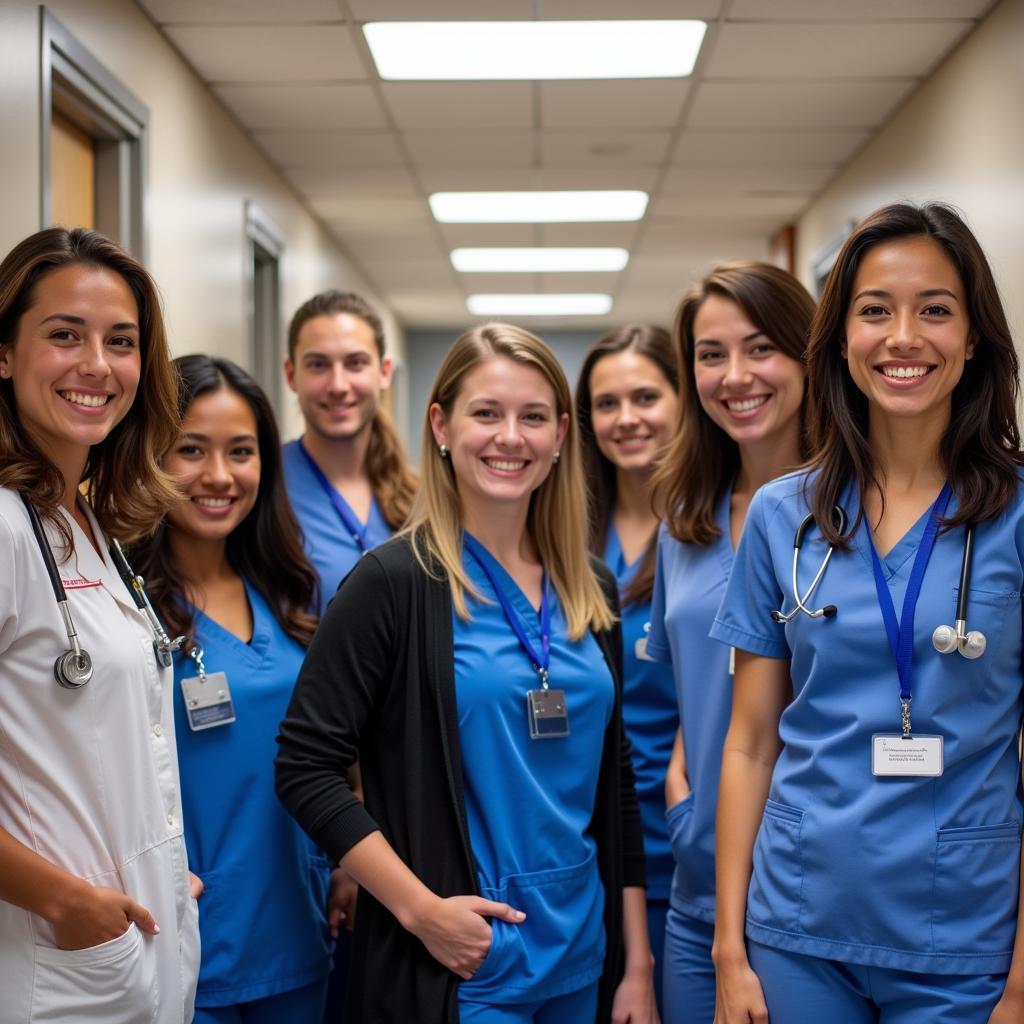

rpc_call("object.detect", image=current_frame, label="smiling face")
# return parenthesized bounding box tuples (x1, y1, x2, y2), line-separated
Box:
(429, 355, 569, 527)
(588, 349, 678, 477)
(843, 235, 972, 428)
(0, 263, 141, 471)
(284, 311, 392, 444)
(164, 387, 261, 544)
(692, 293, 805, 450)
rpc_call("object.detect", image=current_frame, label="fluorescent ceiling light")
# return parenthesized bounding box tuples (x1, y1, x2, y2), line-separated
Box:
(452, 248, 629, 273)
(430, 191, 648, 224)
(467, 294, 613, 317)
(364, 21, 706, 80)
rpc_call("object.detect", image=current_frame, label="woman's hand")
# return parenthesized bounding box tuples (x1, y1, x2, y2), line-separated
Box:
(665, 728, 691, 809)
(406, 894, 525, 980)
(50, 882, 159, 951)
(989, 985, 1024, 1023)
(328, 867, 359, 937)
(189, 872, 204, 899)
(713, 954, 769, 1024)
(611, 963, 660, 1023)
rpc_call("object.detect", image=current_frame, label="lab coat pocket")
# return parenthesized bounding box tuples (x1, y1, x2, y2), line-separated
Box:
(30, 923, 158, 1023)
(747, 799, 804, 932)
(932, 821, 1020, 954)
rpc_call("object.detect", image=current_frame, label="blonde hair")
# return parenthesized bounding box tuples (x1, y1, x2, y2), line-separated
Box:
(404, 322, 614, 639)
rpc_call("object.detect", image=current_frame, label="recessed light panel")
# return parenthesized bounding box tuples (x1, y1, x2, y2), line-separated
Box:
(364, 21, 706, 80)
(452, 248, 629, 273)
(430, 191, 648, 224)
(467, 294, 613, 316)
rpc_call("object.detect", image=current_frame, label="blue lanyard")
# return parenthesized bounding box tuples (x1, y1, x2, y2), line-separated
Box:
(462, 533, 552, 687)
(297, 439, 369, 553)
(868, 483, 952, 705)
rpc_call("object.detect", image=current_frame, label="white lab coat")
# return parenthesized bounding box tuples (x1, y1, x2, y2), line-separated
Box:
(0, 488, 200, 1023)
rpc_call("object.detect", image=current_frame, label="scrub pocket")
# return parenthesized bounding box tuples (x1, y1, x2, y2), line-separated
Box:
(747, 799, 804, 932)
(30, 923, 158, 1023)
(932, 821, 1020, 955)
(665, 792, 695, 863)
(463, 850, 606, 1001)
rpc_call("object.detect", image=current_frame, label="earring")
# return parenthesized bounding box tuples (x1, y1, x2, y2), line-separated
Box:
(552, 451, 560, 464)
(438, 443, 449, 458)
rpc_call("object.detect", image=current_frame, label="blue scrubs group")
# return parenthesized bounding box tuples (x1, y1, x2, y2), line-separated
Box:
(711, 470, 1024, 1020)
(173, 582, 332, 1019)
(454, 538, 614, 1015)
(646, 489, 736, 1024)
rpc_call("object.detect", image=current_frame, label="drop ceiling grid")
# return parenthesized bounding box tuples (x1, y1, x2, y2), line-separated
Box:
(136, 0, 992, 328)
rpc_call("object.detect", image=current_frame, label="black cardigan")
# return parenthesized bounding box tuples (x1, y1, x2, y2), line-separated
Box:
(275, 535, 646, 1023)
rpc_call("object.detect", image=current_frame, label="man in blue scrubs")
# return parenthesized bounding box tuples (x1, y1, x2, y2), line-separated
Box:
(281, 290, 417, 1021)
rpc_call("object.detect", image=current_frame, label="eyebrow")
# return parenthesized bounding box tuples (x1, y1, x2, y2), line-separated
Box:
(852, 288, 960, 302)
(40, 313, 139, 330)
(694, 330, 764, 346)
(469, 397, 552, 410)
(179, 432, 258, 443)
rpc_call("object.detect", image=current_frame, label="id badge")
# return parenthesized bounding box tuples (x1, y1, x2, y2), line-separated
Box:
(527, 688, 570, 739)
(871, 734, 944, 777)
(181, 671, 236, 731)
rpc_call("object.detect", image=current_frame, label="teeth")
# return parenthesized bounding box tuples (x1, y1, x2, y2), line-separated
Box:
(194, 497, 232, 508)
(486, 459, 526, 471)
(882, 365, 929, 379)
(726, 396, 768, 412)
(61, 391, 109, 408)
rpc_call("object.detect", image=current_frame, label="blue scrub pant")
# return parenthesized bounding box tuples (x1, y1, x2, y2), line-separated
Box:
(647, 898, 669, 1018)
(748, 940, 1007, 1023)
(663, 908, 716, 1024)
(192, 979, 327, 1024)
(459, 980, 599, 1023)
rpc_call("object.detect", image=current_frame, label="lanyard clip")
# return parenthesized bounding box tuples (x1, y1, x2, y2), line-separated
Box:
(537, 666, 550, 691)
(189, 646, 208, 683)
(900, 696, 913, 738)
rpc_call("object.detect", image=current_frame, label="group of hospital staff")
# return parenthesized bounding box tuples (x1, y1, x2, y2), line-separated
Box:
(0, 198, 1022, 1024)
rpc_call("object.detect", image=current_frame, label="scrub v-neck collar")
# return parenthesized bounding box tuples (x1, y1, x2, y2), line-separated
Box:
(191, 578, 272, 665)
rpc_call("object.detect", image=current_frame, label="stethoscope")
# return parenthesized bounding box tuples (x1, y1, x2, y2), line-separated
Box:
(21, 494, 185, 689)
(771, 503, 987, 660)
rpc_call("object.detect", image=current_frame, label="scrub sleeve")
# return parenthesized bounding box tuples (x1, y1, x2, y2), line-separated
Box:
(173, 581, 331, 1012)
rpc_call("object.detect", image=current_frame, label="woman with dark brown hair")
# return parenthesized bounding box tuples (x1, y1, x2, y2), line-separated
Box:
(712, 204, 1024, 1023)
(575, 324, 680, 1012)
(645, 262, 815, 1024)
(0, 227, 199, 1022)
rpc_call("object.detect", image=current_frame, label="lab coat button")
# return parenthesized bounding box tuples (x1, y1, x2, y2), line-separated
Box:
(154, 725, 163, 737)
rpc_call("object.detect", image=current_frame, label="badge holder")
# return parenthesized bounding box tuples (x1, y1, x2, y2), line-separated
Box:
(180, 647, 236, 731)
(527, 669, 570, 739)
(871, 697, 944, 777)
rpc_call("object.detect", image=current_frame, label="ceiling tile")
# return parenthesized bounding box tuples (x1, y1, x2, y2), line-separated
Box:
(438, 224, 539, 246)
(541, 131, 672, 165)
(387, 289, 470, 327)
(213, 84, 386, 132)
(418, 165, 660, 193)
(673, 128, 868, 166)
(458, 272, 558, 293)
(660, 164, 837, 195)
(728, 0, 993, 20)
(138, 0, 342, 23)
(255, 131, 405, 167)
(687, 80, 915, 129)
(540, 81, 690, 129)
(638, 222, 773, 259)
(349, 0, 533, 19)
(361, 259, 455, 291)
(380, 82, 533, 130)
(284, 164, 417, 198)
(706, 21, 970, 79)
(331, 223, 441, 260)
(539, 0, 722, 16)
(311, 197, 430, 229)
(536, 272, 621, 293)
(163, 25, 366, 83)
(403, 132, 535, 167)
(536, 223, 639, 247)
(650, 194, 810, 223)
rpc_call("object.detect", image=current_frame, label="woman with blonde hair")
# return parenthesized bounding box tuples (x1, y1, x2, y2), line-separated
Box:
(277, 323, 657, 1023)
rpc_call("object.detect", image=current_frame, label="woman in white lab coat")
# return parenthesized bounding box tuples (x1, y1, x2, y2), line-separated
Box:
(0, 227, 200, 1023)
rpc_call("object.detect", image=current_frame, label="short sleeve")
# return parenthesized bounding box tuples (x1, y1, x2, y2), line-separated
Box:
(644, 525, 671, 664)
(709, 486, 790, 659)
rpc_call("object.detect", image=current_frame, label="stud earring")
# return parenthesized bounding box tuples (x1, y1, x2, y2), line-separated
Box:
(439, 443, 449, 458)
(552, 451, 560, 464)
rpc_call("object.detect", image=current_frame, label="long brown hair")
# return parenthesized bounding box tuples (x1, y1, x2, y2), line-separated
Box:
(131, 356, 318, 650)
(287, 290, 417, 529)
(0, 227, 180, 545)
(405, 322, 614, 639)
(651, 261, 816, 545)
(807, 202, 1022, 545)
(575, 324, 679, 605)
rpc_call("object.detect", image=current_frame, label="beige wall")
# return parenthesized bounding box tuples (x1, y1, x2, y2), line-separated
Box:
(795, 0, 1024, 343)
(0, 0, 406, 440)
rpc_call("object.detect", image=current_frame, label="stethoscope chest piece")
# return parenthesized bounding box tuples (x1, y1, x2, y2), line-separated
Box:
(930, 524, 987, 660)
(54, 649, 93, 688)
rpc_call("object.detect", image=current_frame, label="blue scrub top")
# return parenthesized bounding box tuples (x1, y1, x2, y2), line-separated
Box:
(647, 491, 735, 924)
(454, 538, 614, 1003)
(173, 582, 332, 1006)
(603, 526, 678, 902)
(281, 439, 393, 614)
(711, 470, 1024, 975)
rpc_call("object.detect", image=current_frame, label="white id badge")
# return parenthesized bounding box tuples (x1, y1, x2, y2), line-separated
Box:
(181, 672, 236, 731)
(871, 734, 944, 777)
(527, 688, 570, 739)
